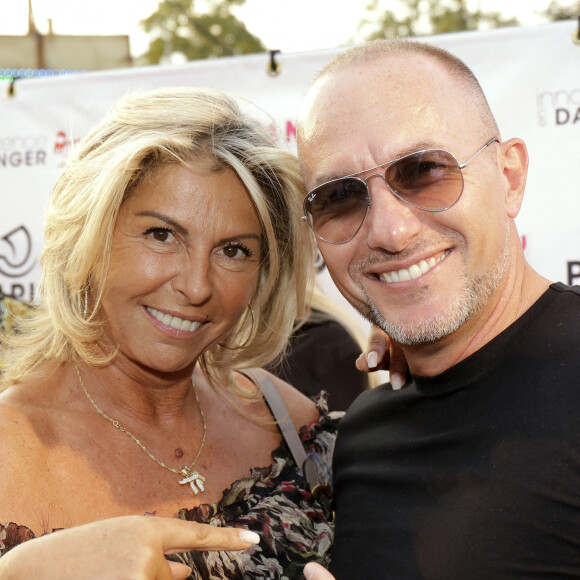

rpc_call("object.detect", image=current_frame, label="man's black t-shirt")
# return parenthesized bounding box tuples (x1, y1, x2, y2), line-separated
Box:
(330, 283, 580, 579)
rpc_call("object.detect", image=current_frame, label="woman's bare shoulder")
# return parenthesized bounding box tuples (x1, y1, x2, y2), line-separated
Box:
(0, 390, 52, 523)
(0, 383, 36, 424)
(0, 389, 47, 464)
(0, 377, 63, 476)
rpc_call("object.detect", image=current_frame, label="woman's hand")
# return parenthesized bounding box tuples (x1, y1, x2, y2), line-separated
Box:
(356, 325, 408, 390)
(304, 562, 336, 580)
(0, 515, 259, 580)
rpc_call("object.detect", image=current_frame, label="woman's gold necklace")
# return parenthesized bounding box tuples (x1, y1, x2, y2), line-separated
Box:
(73, 361, 207, 495)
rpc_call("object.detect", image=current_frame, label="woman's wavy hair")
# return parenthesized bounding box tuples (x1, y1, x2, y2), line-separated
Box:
(1, 87, 315, 391)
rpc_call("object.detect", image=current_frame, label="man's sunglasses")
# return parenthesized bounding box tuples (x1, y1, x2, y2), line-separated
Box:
(301, 137, 500, 244)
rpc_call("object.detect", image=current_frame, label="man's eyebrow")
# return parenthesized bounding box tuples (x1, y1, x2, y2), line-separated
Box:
(135, 211, 188, 236)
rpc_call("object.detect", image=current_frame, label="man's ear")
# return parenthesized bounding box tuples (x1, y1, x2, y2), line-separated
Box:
(501, 138, 529, 219)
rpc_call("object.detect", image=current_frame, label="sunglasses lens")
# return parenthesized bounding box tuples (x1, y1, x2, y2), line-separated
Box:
(386, 150, 463, 210)
(305, 178, 369, 243)
(304, 149, 465, 242)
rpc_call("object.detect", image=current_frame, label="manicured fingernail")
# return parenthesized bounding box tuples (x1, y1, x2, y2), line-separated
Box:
(239, 530, 260, 544)
(391, 372, 404, 390)
(367, 350, 378, 369)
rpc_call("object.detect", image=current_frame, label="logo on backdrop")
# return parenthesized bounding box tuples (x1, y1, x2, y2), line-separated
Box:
(537, 87, 580, 127)
(269, 120, 298, 145)
(54, 130, 81, 164)
(0, 130, 82, 169)
(0, 134, 48, 168)
(568, 262, 580, 286)
(0, 226, 38, 301)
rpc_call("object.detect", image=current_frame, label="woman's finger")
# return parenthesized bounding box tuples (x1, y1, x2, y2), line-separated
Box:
(357, 325, 391, 372)
(388, 340, 408, 390)
(356, 326, 409, 389)
(160, 519, 260, 554)
(304, 562, 337, 580)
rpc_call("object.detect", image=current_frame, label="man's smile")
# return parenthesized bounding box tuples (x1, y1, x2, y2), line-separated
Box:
(378, 250, 451, 283)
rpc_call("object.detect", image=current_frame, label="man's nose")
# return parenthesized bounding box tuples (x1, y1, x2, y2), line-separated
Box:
(362, 176, 422, 253)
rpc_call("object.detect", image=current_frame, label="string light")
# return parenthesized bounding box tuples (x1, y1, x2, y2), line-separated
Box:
(0, 68, 85, 82)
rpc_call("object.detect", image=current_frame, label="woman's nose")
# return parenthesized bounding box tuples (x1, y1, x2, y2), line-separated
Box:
(172, 253, 213, 305)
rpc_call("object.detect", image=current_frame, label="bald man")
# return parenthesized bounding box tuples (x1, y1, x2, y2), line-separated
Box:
(298, 40, 580, 579)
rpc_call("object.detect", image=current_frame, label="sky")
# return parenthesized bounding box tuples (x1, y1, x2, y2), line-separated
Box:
(0, 0, 565, 58)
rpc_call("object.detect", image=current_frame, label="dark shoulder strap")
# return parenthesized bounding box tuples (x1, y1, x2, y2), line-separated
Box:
(238, 368, 308, 474)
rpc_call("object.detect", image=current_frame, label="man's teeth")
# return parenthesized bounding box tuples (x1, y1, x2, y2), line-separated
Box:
(147, 307, 201, 332)
(380, 251, 450, 283)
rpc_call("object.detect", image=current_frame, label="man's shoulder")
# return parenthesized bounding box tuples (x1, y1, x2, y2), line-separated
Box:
(342, 382, 392, 420)
(550, 282, 580, 297)
(542, 282, 580, 327)
(522, 282, 580, 328)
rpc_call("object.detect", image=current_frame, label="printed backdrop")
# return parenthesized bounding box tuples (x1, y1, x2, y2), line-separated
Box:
(1, 20, 579, 316)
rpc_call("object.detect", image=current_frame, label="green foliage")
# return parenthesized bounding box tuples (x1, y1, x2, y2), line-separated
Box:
(139, 0, 266, 64)
(354, 0, 519, 41)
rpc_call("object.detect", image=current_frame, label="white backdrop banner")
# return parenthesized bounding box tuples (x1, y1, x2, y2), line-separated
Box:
(1, 20, 579, 306)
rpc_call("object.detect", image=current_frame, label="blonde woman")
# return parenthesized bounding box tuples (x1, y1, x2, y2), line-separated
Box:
(0, 87, 337, 579)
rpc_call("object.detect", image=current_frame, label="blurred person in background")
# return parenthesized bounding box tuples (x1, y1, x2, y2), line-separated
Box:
(268, 281, 376, 411)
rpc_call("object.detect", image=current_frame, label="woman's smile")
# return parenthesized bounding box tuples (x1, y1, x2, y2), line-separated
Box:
(145, 305, 204, 334)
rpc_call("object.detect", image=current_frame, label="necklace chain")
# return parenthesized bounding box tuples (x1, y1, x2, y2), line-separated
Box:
(73, 361, 207, 494)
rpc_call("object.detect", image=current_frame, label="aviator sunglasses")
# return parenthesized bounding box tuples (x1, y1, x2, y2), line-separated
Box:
(301, 137, 500, 244)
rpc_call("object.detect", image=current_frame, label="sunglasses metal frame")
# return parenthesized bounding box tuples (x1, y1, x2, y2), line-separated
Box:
(301, 136, 500, 244)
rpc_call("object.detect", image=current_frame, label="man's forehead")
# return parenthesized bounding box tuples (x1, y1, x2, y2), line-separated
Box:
(304, 58, 451, 124)
(298, 54, 471, 152)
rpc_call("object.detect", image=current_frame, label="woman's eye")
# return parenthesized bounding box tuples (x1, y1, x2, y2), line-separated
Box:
(221, 243, 252, 259)
(145, 228, 175, 243)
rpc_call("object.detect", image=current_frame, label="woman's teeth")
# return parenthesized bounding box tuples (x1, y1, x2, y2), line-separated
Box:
(380, 251, 450, 283)
(147, 307, 201, 332)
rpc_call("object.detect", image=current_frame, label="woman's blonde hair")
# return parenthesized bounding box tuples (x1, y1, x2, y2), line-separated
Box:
(1, 87, 315, 390)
